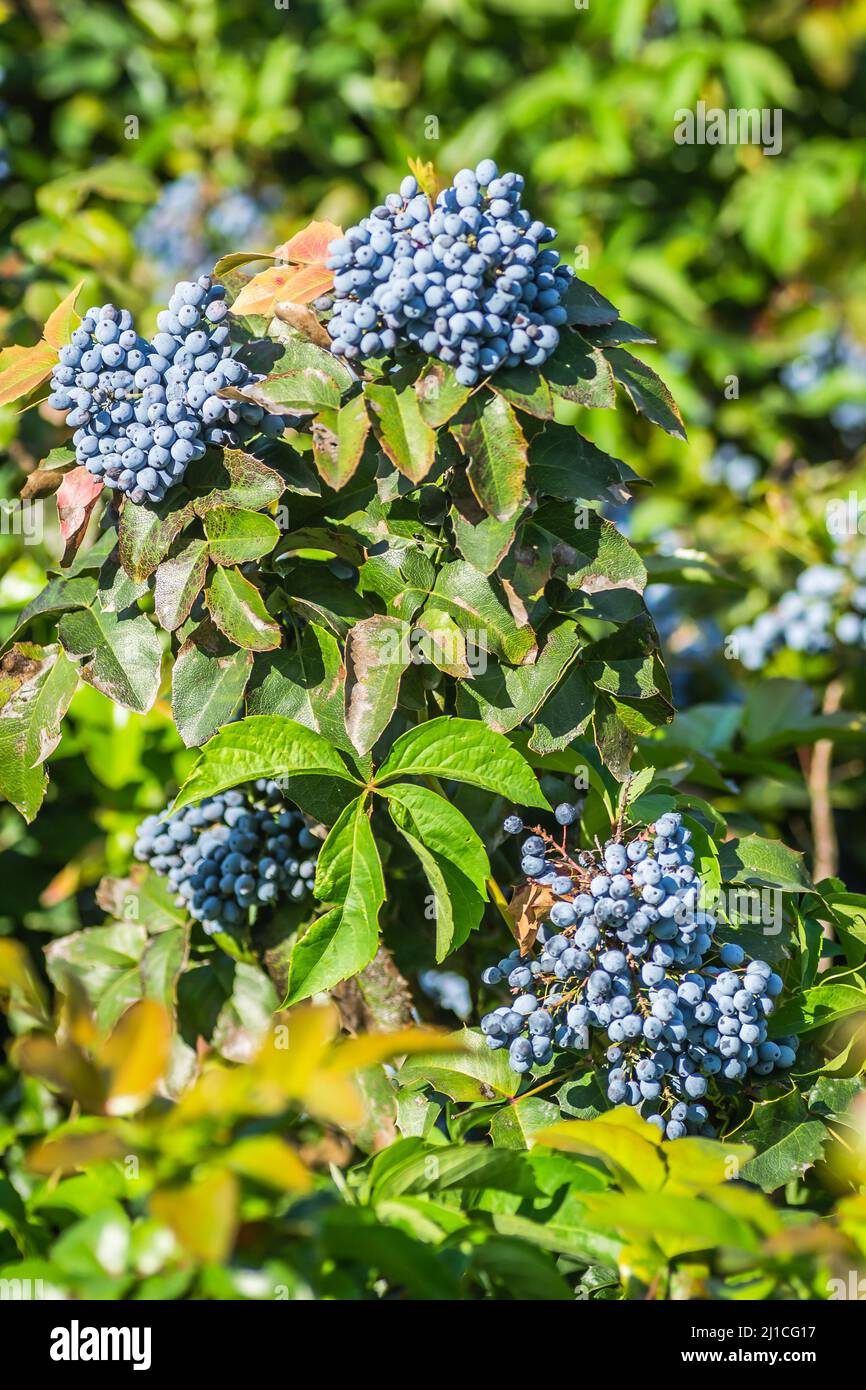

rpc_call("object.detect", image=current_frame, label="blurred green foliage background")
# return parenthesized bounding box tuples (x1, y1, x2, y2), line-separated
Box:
(2, 0, 866, 946)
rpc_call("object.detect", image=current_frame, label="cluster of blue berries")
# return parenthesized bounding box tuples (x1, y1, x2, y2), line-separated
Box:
(134, 780, 318, 935)
(324, 162, 574, 386)
(48, 276, 288, 505)
(480, 807, 798, 1140)
(135, 175, 276, 289)
(729, 550, 866, 670)
(781, 332, 866, 445)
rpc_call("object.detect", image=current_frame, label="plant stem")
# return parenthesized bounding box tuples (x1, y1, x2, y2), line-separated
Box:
(807, 677, 844, 884)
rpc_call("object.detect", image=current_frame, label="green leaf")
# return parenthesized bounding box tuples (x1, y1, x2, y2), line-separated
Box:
(45, 923, 148, 1033)
(204, 567, 281, 652)
(414, 362, 473, 427)
(491, 367, 554, 420)
(490, 1096, 560, 1150)
(8, 575, 98, 645)
(413, 608, 472, 678)
(431, 561, 535, 663)
(768, 978, 866, 1036)
(234, 366, 341, 415)
(0, 644, 78, 821)
(382, 783, 490, 897)
(449, 500, 522, 576)
(311, 395, 370, 490)
(204, 507, 281, 566)
(287, 797, 383, 1003)
(607, 348, 686, 440)
(456, 623, 582, 734)
(189, 450, 285, 516)
(469, 1234, 572, 1301)
(173, 715, 360, 814)
(390, 821, 484, 959)
(451, 392, 528, 522)
(532, 502, 647, 594)
(738, 1094, 829, 1192)
(719, 834, 811, 891)
(365, 383, 437, 484)
(529, 424, 631, 502)
(172, 620, 253, 748)
(584, 617, 662, 699)
(118, 494, 193, 582)
(563, 278, 619, 327)
(376, 716, 549, 809)
(152, 538, 209, 632)
(345, 614, 412, 754)
(545, 334, 615, 408)
(58, 606, 162, 713)
(246, 623, 350, 752)
(141, 927, 189, 1011)
(399, 1029, 523, 1101)
(528, 663, 595, 754)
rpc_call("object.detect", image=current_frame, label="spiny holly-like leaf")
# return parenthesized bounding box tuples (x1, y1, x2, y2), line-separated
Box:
(273, 299, 332, 349)
(246, 623, 350, 752)
(528, 664, 596, 754)
(457, 623, 582, 735)
(529, 424, 630, 502)
(415, 362, 473, 427)
(345, 614, 412, 754)
(213, 251, 277, 276)
(190, 450, 285, 516)
(231, 263, 330, 317)
(205, 567, 281, 652)
(431, 561, 536, 664)
(365, 383, 436, 483)
(0, 643, 78, 821)
(532, 502, 647, 594)
(491, 367, 554, 420)
(562, 277, 620, 327)
(607, 348, 686, 440)
(172, 620, 253, 747)
(153, 538, 209, 631)
(58, 606, 162, 714)
(20, 447, 76, 501)
(399, 1029, 522, 1102)
(311, 395, 370, 490)
(451, 393, 529, 522)
(8, 574, 98, 645)
(718, 834, 811, 891)
(119, 492, 194, 582)
(546, 335, 615, 408)
(204, 506, 281, 565)
(738, 1094, 829, 1192)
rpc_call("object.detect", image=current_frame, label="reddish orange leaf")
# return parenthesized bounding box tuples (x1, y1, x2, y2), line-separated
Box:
(57, 466, 104, 566)
(273, 219, 343, 265)
(230, 266, 299, 317)
(274, 262, 334, 306)
(0, 342, 57, 408)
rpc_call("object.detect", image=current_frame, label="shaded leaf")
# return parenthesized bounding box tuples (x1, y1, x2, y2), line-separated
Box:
(205, 566, 281, 652)
(172, 619, 253, 747)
